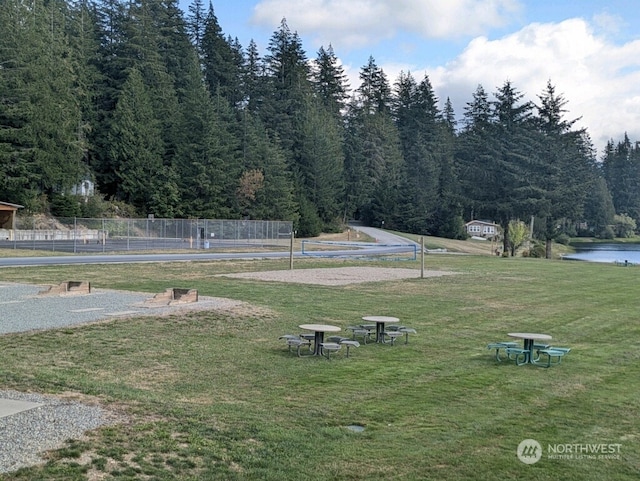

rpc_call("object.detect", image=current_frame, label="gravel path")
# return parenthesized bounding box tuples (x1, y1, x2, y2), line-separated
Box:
(0, 390, 120, 474)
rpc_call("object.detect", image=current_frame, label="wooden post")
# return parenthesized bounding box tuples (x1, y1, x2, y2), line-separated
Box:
(289, 231, 294, 270)
(420, 236, 425, 279)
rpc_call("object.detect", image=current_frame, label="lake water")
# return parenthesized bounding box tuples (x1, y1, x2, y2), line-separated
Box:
(563, 243, 640, 264)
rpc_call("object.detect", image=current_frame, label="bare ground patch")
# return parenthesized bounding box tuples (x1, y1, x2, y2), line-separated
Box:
(219, 266, 457, 285)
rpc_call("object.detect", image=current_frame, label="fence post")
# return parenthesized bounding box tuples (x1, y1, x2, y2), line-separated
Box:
(421, 236, 425, 279)
(290, 231, 294, 270)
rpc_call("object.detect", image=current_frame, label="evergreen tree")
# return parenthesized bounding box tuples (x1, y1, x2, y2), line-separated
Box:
(66, 0, 104, 179)
(393, 72, 441, 233)
(297, 100, 345, 226)
(583, 176, 615, 235)
(535, 81, 595, 256)
(0, 0, 85, 208)
(490, 81, 540, 253)
(457, 84, 498, 222)
(344, 58, 404, 227)
(442, 97, 457, 132)
(602, 133, 640, 224)
(458, 81, 539, 254)
(434, 99, 464, 239)
(355, 56, 392, 115)
(108, 68, 174, 216)
(312, 45, 350, 119)
(237, 115, 298, 222)
(186, 0, 206, 51)
(173, 56, 239, 218)
(261, 18, 312, 157)
(242, 39, 265, 113)
(462, 84, 491, 131)
(155, 0, 199, 100)
(201, 3, 241, 104)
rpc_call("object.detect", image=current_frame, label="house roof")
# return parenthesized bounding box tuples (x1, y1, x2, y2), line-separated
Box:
(465, 220, 499, 227)
(0, 201, 24, 210)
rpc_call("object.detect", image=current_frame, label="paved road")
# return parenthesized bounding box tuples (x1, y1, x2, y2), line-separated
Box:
(349, 225, 418, 246)
(0, 226, 417, 268)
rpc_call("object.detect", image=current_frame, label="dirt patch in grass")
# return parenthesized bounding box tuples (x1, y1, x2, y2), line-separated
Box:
(219, 266, 457, 286)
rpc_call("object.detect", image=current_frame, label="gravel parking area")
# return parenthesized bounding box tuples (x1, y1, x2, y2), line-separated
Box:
(0, 282, 246, 336)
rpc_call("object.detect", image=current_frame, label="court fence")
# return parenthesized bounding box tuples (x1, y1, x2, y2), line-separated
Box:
(0, 217, 293, 254)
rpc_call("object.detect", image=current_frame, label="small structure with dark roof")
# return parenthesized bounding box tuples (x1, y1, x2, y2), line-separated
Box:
(0, 202, 23, 240)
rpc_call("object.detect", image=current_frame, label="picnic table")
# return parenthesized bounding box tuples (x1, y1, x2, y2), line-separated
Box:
(507, 332, 552, 364)
(299, 324, 341, 356)
(361, 316, 400, 343)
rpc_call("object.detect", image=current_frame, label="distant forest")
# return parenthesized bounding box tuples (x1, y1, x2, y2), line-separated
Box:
(1, 0, 639, 248)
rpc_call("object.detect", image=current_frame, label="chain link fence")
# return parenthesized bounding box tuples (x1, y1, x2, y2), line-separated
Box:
(0, 218, 293, 253)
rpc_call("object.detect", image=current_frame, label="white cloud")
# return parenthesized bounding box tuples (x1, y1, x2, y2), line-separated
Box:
(592, 12, 626, 36)
(251, 0, 521, 50)
(249, 0, 640, 153)
(426, 18, 640, 152)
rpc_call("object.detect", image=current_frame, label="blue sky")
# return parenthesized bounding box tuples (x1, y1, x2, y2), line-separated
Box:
(177, 0, 640, 155)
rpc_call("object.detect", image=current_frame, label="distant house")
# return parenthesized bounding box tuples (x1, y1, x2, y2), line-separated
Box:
(465, 220, 501, 239)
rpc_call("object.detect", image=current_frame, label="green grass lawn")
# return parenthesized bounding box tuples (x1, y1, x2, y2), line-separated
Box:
(0, 254, 639, 480)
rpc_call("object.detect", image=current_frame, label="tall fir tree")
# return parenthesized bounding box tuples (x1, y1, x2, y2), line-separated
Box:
(236, 114, 298, 222)
(297, 99, 345, 227)
(392, 72, 441, 233)
(108, 68, 176, 216)
(173, 55, 239, 218)
(535, 80, 595, 256)
(457, 81, 537, 253)
(261, 18, 312, 157)
(344, 58, 403, 227)
(200, 4, 241, 104)
(602, 133, 640, 224)
(312, 45, 350, 119)
(0, 0, 85, 208)
(186, 0, 206, 52)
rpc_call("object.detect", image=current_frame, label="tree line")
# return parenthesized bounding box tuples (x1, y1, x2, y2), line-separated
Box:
(1, 0, 639, 253)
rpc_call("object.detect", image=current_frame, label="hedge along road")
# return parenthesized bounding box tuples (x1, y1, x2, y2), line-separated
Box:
(0, 228, 419, 268)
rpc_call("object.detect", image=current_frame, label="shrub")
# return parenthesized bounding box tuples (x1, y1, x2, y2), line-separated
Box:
(296, 197, 322, 237)
(527, 244, 547, 258)
(50, 194, 81, 218)
(597, 226, 615, 239)
(555, 233, 571, 245)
